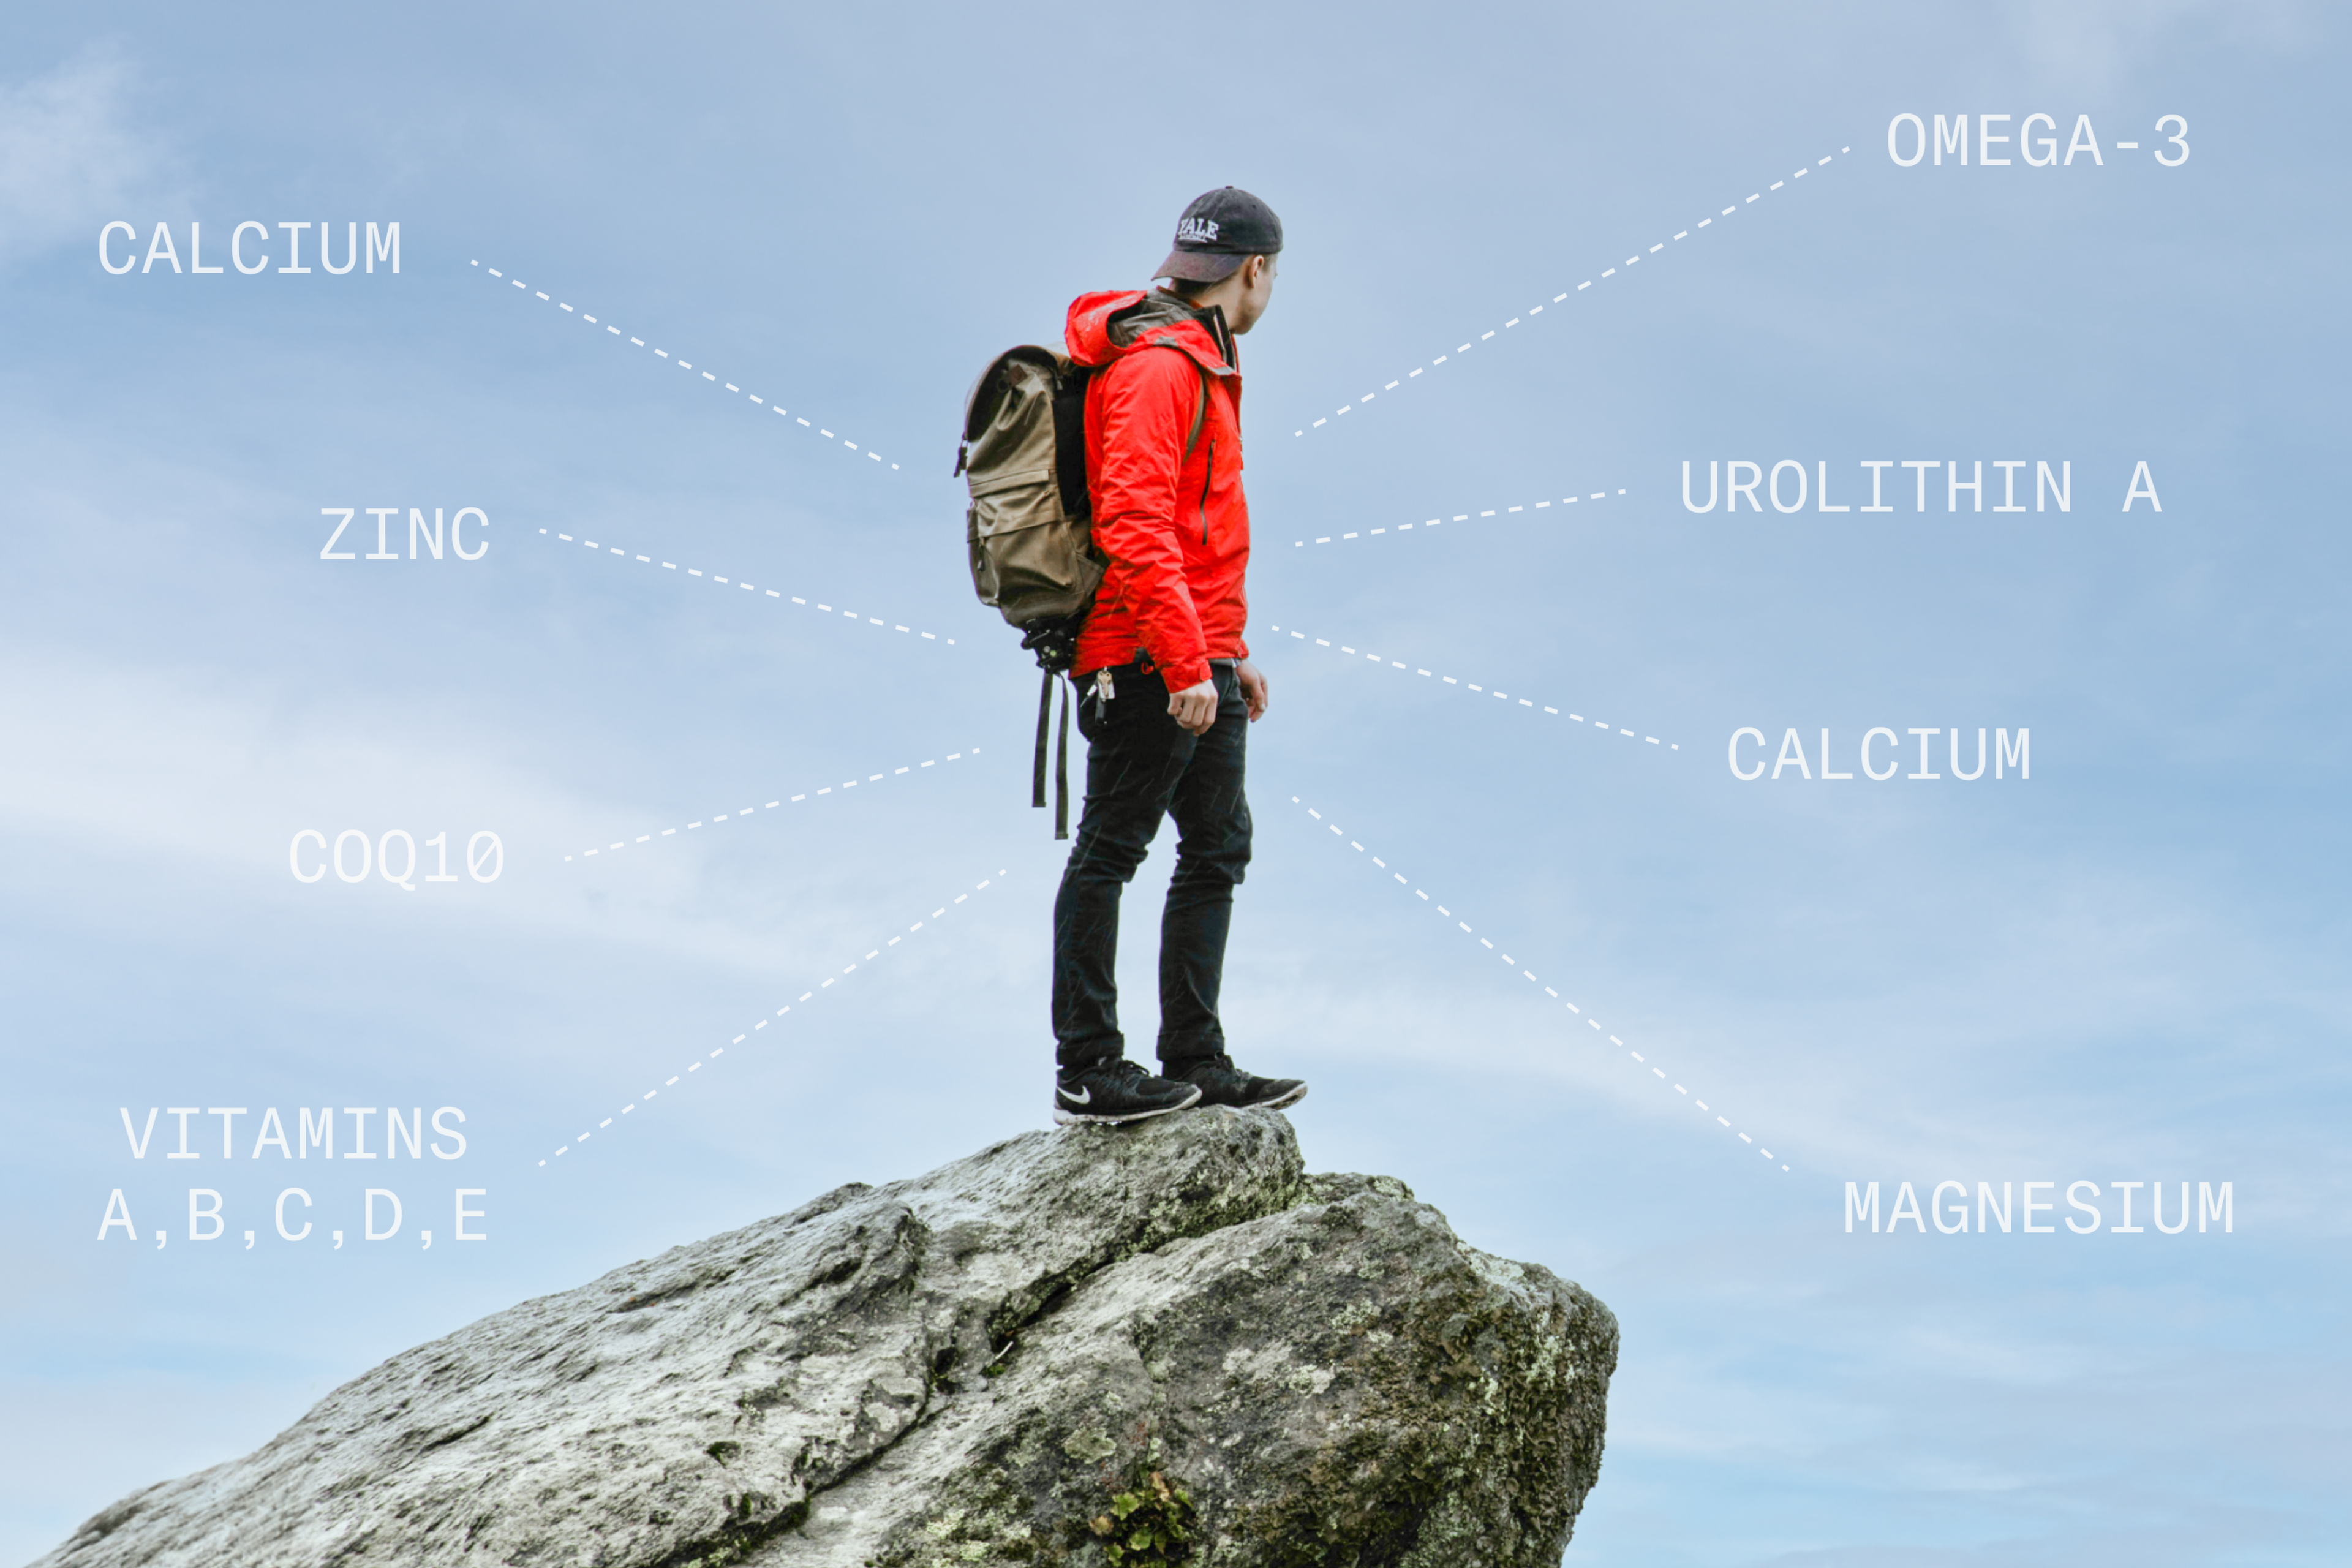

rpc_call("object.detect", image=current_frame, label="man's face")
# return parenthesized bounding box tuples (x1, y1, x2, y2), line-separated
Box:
(1229, 255, 1278, 334)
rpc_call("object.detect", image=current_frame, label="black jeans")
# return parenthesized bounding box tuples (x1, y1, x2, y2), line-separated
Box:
(1052, 661, 1252, 1072)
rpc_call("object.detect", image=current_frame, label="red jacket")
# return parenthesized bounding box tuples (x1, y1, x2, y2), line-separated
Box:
(1065, 288, 1251, 691)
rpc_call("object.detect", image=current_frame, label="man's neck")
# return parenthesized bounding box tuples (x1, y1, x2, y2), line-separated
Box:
(1151, 289, 1236, 366)
(1174, 281, 1243, 318)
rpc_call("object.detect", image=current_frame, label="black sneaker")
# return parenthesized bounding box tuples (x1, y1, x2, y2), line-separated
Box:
(1166, 1053, 1308, 1112)
(1053, 1058, 1203, 1126)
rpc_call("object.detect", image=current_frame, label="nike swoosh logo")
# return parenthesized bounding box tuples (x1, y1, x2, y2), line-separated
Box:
(1057, 1084, 1091, 1104)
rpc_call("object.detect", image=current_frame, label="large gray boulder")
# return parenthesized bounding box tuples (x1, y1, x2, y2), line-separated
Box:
(36, 1109, 1616, 1567)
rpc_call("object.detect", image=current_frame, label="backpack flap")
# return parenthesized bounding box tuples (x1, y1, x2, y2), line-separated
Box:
(958, 345, 1061, 475)
(962, 347, 1104, 629)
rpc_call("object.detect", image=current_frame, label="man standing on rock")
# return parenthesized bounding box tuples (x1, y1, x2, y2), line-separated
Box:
(1050, 187, 1309, 1127)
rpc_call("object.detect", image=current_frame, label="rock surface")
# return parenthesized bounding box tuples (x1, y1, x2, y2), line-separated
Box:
(36, 1109, 1617, 1567)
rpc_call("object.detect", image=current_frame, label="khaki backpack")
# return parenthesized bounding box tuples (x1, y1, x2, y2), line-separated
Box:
(957, 345, 1203, 838)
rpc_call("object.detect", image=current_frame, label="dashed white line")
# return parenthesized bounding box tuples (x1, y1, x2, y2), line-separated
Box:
(562, 747, 982, 863)
(537, 526, 956, 644)
(1268, 622, 1677, 752)
(473, 258, 900, 470)
(1289, 145, 1848, 439)
(1292, 487, 1627, 549)
(540, 873, 1008, 1166)
(1287, 799, 1784, 1172)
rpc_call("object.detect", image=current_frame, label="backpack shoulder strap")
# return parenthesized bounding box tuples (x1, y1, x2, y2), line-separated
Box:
(1183, 361, 1212, 459)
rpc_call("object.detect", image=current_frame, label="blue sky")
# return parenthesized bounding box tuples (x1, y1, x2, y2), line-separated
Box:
(2, 2, 2346, 1563)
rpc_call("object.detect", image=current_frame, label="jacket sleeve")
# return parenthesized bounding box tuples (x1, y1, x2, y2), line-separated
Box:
(1090, 349, 1213, 691)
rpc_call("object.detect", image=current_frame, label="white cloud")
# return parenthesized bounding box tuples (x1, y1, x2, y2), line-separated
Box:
(0, 50, 170, 268)
(2010, 0, 2307, 88)
(0, 637, 1022, 986)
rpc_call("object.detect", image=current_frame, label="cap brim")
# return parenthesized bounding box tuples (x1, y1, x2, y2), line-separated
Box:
(1155, 247, 1247, 283)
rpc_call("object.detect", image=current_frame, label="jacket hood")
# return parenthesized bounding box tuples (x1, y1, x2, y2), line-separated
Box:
(1065, 289, 1235, 374)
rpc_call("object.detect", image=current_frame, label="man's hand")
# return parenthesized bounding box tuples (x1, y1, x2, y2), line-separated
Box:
(1236, 659, 1270, 722)
(1168, 678, 1220, 736)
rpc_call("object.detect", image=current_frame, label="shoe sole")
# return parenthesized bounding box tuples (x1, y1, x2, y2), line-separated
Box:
(1052, 1084, 1204, 1126)
(1205, 1082, 1306, 1112)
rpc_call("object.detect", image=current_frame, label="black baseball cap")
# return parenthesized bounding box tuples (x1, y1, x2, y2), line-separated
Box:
(1155, 187, 1284, 282)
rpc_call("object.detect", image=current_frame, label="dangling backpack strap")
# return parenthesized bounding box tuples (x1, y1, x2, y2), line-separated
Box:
(1031, 666, 1055, 811)
(1054, 677, 1072, 840)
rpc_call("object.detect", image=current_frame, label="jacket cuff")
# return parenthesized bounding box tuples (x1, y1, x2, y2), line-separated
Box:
(1161, 656, 1213, 692)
